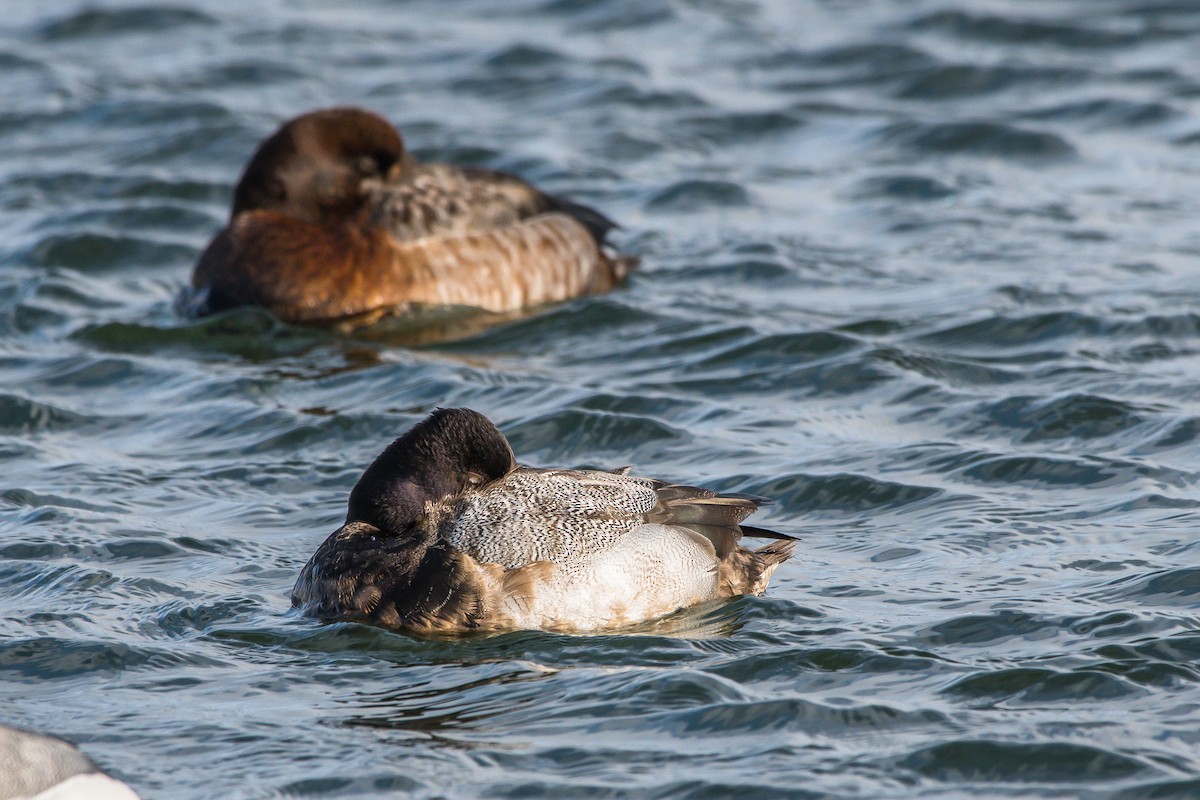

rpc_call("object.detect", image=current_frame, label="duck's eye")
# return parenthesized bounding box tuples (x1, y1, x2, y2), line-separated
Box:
(353, 155, 380, 177)
(352, 152, 397, 179)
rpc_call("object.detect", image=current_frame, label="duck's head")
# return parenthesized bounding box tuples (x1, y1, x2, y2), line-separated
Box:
(231, 107, 406, 227)
(347, 408, 517, 534)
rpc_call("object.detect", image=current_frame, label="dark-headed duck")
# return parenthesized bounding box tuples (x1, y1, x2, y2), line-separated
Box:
(292, 408, 795, 633)
(190, 107, 635, 325)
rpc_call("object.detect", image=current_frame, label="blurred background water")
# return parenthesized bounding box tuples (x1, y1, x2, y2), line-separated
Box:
(2, 0, 1200, 797)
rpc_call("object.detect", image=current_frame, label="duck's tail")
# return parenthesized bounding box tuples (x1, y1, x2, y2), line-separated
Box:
(739, 524, 799, 542)
(719, 539, 797, 597)
(545, 193, 620, 245)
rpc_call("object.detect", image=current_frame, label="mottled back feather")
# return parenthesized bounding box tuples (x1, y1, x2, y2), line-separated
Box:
(443, 467, 789, 568)
(370, 163, 619, 246)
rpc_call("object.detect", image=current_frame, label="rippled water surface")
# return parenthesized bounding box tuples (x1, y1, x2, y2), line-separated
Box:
(4, 0, 1200, 797)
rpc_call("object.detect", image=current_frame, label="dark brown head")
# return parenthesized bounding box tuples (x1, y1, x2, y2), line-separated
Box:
(230, 107, 406, 227)
(347, 408, 517, 535)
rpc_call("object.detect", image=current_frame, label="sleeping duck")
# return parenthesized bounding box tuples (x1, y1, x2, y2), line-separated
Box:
(190, 107, 634, 325)
(292, 408, 795, 633)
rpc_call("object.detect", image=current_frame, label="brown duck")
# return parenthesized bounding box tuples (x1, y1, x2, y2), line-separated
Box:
(190, 108, 635, 325)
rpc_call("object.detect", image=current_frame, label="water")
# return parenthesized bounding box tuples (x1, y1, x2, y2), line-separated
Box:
(2, 0, 1200, 797)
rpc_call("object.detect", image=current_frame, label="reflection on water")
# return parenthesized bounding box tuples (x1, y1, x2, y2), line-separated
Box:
(343, 303, 546, 348)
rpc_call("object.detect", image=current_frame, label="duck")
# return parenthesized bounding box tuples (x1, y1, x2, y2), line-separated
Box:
(292, 408, 795, 633)
(189, 107, 635, 325)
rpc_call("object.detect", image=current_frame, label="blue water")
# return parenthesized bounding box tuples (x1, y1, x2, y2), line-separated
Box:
(3, 0, 1200, 797)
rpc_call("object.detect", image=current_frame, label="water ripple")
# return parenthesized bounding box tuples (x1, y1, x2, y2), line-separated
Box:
(894, 63, 1090, 101)
(36, 6, 217, 40)
(907, 10, 1160, 49)
(900, 740, 1153, 783)
(878, 120, 1077, 159)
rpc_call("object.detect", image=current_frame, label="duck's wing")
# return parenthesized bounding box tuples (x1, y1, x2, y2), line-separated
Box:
(368, 164, 619, 245)
(642, 479, 795, 558)
(441, 468, 793, 569)
(441, 468, 660, 568)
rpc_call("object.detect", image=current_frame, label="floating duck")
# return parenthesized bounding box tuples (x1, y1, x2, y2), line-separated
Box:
(293, 408, 795, 633)
(190, 107, 635, 325)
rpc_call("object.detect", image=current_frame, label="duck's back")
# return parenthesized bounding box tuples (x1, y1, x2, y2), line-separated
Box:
(369, 165, 546, 240)
(442, 468, 660, 567)
(371, 164, 618, 243)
